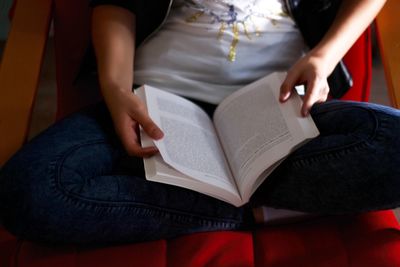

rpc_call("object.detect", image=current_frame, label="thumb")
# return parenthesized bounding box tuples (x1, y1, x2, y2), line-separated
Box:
(136, 112, 164, 140)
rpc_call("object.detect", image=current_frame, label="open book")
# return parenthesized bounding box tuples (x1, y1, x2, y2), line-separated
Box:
(136, 72, 319, 207)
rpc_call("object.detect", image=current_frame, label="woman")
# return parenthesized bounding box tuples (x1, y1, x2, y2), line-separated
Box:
(1, 0, 398, 244)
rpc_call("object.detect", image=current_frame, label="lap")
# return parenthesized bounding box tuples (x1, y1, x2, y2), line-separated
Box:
(1, 99, 400, 243)
(0, 102, 247, 244)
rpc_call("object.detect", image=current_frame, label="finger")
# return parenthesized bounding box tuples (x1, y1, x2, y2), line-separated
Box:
(128, 130, 159, 157)
(117, 118, 159, 157)
(134, 107, 164, 140)
(126, 144, 159, 158)
(301, 78, 326, 116)
(134, 146, 160, 158)
(280, 71, 299, 102)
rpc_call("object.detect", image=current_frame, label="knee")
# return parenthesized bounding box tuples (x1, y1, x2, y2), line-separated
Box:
(0, 149, 56, 239)
(315, 102, 376, 135)
(0, 139, 118, 242)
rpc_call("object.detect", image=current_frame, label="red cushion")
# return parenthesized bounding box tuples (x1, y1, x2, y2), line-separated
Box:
(0, 226, 17, 267)
(1, 211, 399, 267)
(342, 28, 372, 102)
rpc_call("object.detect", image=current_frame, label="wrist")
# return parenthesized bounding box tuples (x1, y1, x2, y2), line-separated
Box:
(307, 48, 339, 76)
(100, 81, 132, 99)
(101, 84, 134, 109)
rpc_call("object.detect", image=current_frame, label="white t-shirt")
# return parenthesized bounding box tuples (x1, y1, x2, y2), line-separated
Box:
(134, 0, 306, 104)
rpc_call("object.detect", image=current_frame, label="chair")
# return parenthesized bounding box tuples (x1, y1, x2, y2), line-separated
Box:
(1, 0, 400, 266)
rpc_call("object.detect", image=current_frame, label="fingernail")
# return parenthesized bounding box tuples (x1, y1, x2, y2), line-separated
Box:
(152, 128, 164, 139)
(280, 92, 289, 101)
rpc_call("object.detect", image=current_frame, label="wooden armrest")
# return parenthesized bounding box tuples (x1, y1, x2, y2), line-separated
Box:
(376, 0, 400, 109)
(0, 0, 53, 165)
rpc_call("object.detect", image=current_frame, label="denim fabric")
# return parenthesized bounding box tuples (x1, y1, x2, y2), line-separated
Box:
(251, 100, 400, 213)
(1, 100, 400, 244)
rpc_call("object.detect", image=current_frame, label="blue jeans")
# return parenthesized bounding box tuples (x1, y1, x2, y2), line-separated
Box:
(1, 100, 400, 244)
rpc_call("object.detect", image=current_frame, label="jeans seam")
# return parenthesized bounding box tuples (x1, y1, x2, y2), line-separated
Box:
(48, 140, 241, 229)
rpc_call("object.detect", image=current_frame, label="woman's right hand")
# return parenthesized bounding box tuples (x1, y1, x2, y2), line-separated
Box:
(92, 5, 163, 157)
(104, 88, 164, 158)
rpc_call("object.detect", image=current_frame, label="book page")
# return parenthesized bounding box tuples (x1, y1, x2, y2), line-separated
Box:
(213, 72, 319, 202)
(137, 85, 239, 197)
(141, 139, 243, 206)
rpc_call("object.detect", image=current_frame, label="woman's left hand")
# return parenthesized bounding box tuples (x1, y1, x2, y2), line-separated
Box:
(279, 0, 387, 117)
(280, 53, 331, 116)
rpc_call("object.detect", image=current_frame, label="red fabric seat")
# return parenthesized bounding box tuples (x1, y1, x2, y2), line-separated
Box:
(1, 211, 400, 266)
(1, 0, 399, 266)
